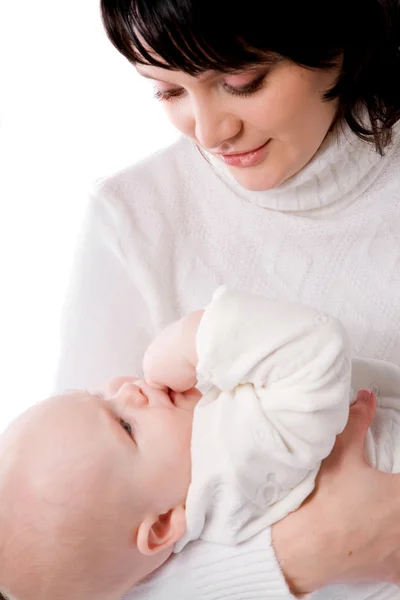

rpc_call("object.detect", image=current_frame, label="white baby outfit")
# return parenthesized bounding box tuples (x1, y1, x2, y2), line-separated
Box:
(175, 287, 400, 551)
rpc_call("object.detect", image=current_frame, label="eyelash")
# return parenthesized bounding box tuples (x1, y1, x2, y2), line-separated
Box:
(153, 74, 267, 103)
(119, 418, 133, 438)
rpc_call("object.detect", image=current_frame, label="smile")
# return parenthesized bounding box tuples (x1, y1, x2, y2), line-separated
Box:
(217, 140, 271, 168)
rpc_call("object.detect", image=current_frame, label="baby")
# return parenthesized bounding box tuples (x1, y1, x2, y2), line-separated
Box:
(1, 287, 400, 600)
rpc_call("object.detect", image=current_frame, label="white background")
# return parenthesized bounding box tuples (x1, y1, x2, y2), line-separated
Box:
(0, 0, 178, 430)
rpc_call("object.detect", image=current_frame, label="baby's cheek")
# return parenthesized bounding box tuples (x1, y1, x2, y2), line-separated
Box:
(166, 420, 192, 463)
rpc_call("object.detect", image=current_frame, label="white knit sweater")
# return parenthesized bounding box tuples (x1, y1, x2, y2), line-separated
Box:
(56, 122, 400, 599)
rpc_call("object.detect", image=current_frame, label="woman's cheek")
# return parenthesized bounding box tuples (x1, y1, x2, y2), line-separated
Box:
(164, 103, 194, 137)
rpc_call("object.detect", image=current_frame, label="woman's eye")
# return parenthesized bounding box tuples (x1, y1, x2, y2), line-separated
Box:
(225, 73, 267, 98)
(153, 72, 267, 103)
(119, 418, 132, 437)
(153, 88, 185, 102)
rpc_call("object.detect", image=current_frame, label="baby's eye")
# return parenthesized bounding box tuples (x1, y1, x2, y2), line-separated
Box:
(119, 418, 132, 437)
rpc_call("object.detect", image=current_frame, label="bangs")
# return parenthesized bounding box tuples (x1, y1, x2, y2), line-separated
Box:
(102, 0, 306, 74)
(101, 0, 400, 153)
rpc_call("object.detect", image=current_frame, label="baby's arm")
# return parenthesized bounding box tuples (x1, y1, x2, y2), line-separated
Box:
(143, 309, 203, 391)
(196, 287, 352, 473)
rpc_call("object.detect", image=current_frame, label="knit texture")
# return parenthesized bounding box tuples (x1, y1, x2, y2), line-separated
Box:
(124, 528, 293, 600)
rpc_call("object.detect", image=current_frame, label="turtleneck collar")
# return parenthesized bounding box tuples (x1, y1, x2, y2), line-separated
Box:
(205, 122, 400, 216)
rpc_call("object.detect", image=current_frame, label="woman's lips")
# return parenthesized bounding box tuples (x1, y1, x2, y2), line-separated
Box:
(218, 140, 271, 168)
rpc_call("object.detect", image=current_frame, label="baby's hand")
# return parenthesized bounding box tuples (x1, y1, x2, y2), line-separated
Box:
(143, 310, 204, 392)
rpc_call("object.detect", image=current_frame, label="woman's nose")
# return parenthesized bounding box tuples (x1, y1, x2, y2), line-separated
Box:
(193, 98, 241, 150)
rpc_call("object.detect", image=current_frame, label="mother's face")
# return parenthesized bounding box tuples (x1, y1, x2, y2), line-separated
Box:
(137, 59, 341, 191)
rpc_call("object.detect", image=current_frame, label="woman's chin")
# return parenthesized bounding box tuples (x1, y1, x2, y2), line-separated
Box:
(227, 164, 288, 192)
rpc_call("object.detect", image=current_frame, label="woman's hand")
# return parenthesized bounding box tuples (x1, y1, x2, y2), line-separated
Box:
(272, 390, 400, 595)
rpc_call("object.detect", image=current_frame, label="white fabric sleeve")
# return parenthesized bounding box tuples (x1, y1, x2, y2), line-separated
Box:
(53, 188, 155, 392)
(197, 286, 352, 474)
(125, 528, 295, 600)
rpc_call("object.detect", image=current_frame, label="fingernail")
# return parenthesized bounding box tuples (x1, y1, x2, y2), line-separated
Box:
(357, 389, 372, 402)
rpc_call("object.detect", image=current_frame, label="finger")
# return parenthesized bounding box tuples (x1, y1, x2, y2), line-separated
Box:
(317, 391, 377, 485)
(182, 387, 202, 402)
(106, 376, 139, 396)
(336, 390, 376, 455)
(145, 378, 169, 391)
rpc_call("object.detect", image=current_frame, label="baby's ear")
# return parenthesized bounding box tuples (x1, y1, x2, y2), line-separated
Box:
(137, 506, 186, 556)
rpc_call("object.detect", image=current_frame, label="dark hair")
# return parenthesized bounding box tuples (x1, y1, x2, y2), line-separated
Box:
(101, 0, 400, 154)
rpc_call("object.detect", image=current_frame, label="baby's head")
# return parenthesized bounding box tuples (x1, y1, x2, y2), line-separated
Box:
(0, 380, 200, 600)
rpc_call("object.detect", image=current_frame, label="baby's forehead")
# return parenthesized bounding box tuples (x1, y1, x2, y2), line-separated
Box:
(0, 392, 130, 511)
(0, 391, 121, 472)
(34, 389, 111, 422)
(5, 390, 102, 432)
(38, 391, 119, 443)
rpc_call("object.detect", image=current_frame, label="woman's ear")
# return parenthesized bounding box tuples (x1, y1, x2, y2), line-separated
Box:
(136, 506, 186, 556)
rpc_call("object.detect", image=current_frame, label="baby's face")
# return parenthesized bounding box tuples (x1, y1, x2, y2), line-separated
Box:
(109, 379, 200, 510)
(0, 382, 201, 599)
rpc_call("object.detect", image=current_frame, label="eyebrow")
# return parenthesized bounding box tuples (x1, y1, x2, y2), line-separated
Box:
(136, 68, 217, 84)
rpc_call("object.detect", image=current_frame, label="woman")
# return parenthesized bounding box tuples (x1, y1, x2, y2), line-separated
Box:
(55, 0, 400, 598)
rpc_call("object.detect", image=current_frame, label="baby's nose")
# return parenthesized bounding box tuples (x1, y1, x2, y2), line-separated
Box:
(117, 381, 148, 407)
